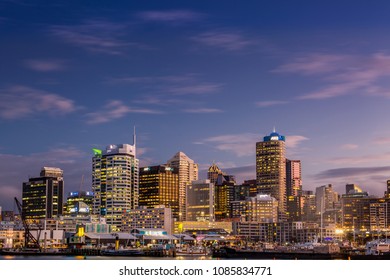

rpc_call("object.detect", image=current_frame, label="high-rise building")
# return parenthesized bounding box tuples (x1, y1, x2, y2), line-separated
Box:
(167, 151, 198, 221)
(208, 163, 236, 221)
(22, 167, 64, 220)
(139, 165, 179, 220)
(186, 180, 215, 222)
(300, 190, 316, 222)
(92, 144, 139, 232)
(207, 163, 224, 185)
(286, 159, 302, 222)
(256, 130, 287, 221)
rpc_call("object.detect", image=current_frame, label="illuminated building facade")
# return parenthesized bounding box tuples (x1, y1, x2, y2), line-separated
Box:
(256, 130, 287, 221)
(286, 159, 302, 222)
(213, 169, 236, 221)
(246, 194, 278, 223)
(92, 144, 139, 232)
(139, 165, 179, 220)
(22, 167, 64, 220)
(167, 151, 198, 221)
(122, 205, 173, 235)
(316, 184, 340, 225)
(64, 191, 94, 216)
(186, 179, 215, 222)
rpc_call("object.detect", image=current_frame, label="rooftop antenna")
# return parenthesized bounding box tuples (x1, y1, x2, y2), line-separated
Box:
(273, 126, 276, 133)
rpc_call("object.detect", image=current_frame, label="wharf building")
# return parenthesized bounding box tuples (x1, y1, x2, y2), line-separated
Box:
(186, 179, 215, 222)
(256, 130, 287, 221)
(166, 151, 198, 221)
(122, 205, 173, 235)
(92, 143, 139, 232)
(139, 165, 179, 220)
(22, 167, 64, 220)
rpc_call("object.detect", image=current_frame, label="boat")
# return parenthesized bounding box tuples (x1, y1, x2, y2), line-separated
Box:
(100, 248, 145, 256)
(175, 246, 210, 256)
(212, 246, 343, 260)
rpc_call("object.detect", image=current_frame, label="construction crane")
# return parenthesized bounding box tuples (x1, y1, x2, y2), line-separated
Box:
(14, 197, 41, 251)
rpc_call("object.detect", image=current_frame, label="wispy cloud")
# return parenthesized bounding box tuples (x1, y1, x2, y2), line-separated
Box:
(314, 166, 390, 180)
(50, 20, 146, 55)
(24, 59, 67, 72)
(256, 100, 289, 107)
(86, 100, 162, 124)
(328, 152, 390, 165)
(137, 10, 204, 23)
(166, 83, 223, 95)
(197, 133, 308, 157)
(0, 85, 76, 119)
(182, 108, 223, 113)
(191, 30, 255, 51)
(285, 135, 309, 148)
(373, 137, 390, 145)
(341, 144, 359, 150)
(275, 52, 390, 100)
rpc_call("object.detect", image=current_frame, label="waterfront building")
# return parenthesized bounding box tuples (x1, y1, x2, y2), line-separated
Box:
(64, 191, 94, 216)
(167, 152, 198, 221)
(22, 167, 64, 220)
(369, 199, 390, 232)
(92, 143, 139, 232)
(139, 165, 179, 220)
(256, 129, 287, 221)
(186, 180, 215, 222)
(175, 221, 233, 235)
(122, 205, 173, 235)
(341, 186, 370, 232)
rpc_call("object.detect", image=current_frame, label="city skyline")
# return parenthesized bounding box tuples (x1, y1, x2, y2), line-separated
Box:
(2, 1, 390, 210)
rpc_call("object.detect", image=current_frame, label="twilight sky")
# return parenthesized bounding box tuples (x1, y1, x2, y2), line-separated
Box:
(2, 0, 390, 210)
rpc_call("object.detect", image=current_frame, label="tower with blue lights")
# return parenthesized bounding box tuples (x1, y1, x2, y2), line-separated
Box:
(256, 129, 287, 221)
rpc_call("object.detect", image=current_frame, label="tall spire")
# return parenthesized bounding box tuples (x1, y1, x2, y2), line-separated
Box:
(273, 126, 276, 133)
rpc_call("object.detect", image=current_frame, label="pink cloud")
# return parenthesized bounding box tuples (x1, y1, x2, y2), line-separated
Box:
(0, 85, 76, 119)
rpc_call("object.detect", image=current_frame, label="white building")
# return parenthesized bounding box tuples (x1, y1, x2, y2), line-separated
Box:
(167, 151, 198, 221)
(122, 205, 173, 235)
(92, 144, 139, 231)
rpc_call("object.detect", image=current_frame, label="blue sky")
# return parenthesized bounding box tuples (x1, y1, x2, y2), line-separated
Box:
(2, 0, 390, 210)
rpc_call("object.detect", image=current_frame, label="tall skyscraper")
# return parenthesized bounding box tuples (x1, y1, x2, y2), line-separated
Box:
(92, 143, 139, 231)
(139, 165, 179, 220)
(22, 167, 64, 220)
(286, 159, 302, 221)
(166, 151, 198, 221)
(256, 129, 286, 221)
